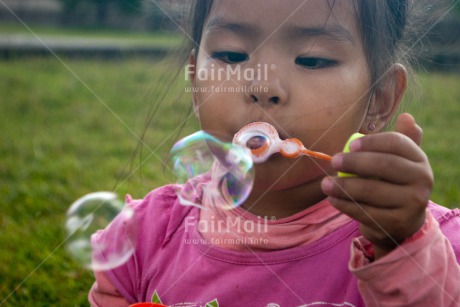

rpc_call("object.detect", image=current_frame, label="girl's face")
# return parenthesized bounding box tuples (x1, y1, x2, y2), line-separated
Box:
(190, 0, 373, 193)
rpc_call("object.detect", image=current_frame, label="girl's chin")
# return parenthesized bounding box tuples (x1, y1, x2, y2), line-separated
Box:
(251, 171, 326, 192)
(252, 159, 330, 189)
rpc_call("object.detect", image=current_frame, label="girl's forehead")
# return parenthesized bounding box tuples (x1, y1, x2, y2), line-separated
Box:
(204, 0, 359, 40)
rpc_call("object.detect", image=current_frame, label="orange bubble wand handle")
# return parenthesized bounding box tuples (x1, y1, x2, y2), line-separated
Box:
(279, 137, 332, 161)
(301, 148, 333, 161)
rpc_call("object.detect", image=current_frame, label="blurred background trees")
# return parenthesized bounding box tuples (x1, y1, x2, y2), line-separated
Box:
(0, 0, 177, 31)
(0, 0, 459, 68)
(59, 0, 142, 27)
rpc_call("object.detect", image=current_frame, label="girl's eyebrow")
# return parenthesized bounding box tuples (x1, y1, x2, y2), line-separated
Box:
(285, 24, 355, 45)
(206, 17, 354, 46)
(205, 17, 260, 37)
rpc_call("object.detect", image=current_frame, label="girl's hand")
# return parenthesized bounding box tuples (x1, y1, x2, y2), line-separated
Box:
(321, 113, 434, 259)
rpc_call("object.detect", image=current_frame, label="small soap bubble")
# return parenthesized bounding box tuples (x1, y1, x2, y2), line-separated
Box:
(65, 192, 137, 271)
(171, 131, 254, 210)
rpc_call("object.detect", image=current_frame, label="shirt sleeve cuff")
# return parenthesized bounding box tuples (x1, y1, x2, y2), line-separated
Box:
(349, 209, 434, 276)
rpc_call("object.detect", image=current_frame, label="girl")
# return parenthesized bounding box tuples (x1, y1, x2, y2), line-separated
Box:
(89, 1, 460, 306)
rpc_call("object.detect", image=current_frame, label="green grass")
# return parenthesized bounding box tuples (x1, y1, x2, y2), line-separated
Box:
(0, 57, 459, 305)
(405, 73, 460, 208)
(0, 57, 197, 305)
(0, 22, 182, 48)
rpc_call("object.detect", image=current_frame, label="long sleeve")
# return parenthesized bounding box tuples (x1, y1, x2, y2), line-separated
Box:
(350, 210, 460, 306)
(89, 271, 130, 307)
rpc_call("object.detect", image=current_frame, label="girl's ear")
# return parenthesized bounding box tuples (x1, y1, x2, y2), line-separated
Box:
(361, 64, 407, 134)
(189, 49, 200, 120)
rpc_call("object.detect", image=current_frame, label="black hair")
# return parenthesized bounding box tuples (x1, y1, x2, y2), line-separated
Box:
(190, 0, 213, 56)
(355, 0, 411, 86)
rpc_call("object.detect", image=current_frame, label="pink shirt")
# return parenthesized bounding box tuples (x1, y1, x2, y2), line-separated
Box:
(89, 182, 460, 306)
(199, 197, 353, 251)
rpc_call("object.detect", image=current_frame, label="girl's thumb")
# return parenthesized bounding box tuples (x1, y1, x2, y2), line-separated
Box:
(395, 113, 423, 146)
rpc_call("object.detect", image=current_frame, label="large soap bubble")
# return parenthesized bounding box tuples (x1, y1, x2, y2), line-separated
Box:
(171, 131, 254, 210)
(65, 192, 137, 271)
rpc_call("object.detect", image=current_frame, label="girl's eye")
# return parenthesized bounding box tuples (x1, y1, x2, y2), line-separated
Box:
(211, 51, 249, 64)
(295, 57, 337, 69)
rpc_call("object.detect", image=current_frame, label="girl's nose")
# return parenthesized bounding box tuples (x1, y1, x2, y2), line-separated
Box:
(246, 75, 288, 107)
(249, 93, 280, 104)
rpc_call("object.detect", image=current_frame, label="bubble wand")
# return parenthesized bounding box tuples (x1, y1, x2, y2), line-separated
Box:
(233, 122, 332, 163)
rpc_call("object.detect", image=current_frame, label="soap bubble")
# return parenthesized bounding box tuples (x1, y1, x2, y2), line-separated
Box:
(171, 131, 254, 210)
(65, 192, 137, 271)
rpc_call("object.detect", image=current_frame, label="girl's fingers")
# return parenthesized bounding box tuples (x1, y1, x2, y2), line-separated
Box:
(327, 196, 394, 229)
(350, 132, 427, 163)
(324, 114, 431, 250)
(327, 196, 426, 244)
(321, 176, 429, 209)
(332, 152, 426, 184)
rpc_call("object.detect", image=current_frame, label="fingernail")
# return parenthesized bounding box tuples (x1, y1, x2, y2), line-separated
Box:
(321, 178, 334, 193)
(331, 155, 343, 169)
(350, 139, 361, 152)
